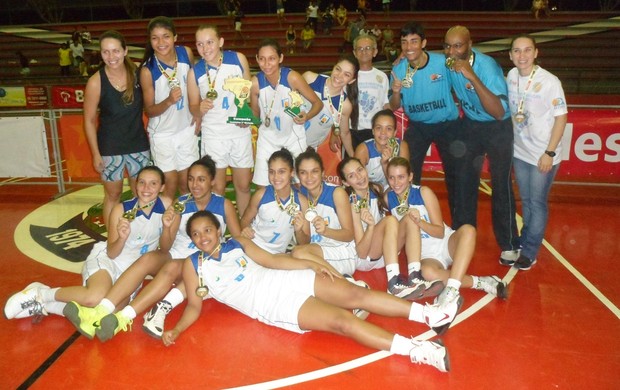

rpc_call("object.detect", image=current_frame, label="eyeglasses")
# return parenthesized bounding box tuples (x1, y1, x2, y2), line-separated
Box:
(355, 46, 375, 53)
(443, 42, 465, 50)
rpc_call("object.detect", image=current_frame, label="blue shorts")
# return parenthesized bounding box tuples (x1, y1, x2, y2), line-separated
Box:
(101, 151, 151, 182)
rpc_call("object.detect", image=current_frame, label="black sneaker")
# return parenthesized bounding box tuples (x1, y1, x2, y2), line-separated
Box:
(514, 255, 537, 271)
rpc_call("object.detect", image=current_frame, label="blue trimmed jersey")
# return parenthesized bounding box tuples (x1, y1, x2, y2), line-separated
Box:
(250, 185, 303, 254)
(144, 46, 193, 135)
(447, 48, 510, 122)
(390, 51, 458, 124)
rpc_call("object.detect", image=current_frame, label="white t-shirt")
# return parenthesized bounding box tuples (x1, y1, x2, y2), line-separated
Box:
(507, 66, 568, 166)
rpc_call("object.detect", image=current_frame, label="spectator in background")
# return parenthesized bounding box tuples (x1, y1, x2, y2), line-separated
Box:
(531, 0, 550, 19)
(16, 51, 31, 76)
(87, 50, 102, 76)
(233, 5, 246, 45)
(301, 23, 315, 52)
(336, 3, 348, 27)
(81, 25, 92, 44)
(285, 24, 297, 54)
(322, 3, 335, 35)
(306, 1, 319, 32)
(276, 0, 287, 26)
(382, 0, 391, 16)
(381, 24, 394, 53)
(357, 0, 369, 18)
(59, 42, 72, 76)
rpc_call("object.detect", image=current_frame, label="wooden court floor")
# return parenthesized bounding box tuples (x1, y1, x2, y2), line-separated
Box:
(0, 181, 618, 389)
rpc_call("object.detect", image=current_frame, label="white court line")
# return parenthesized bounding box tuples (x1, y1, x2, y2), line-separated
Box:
(227, 267, 520, 390)
(542, 239, 620, 319)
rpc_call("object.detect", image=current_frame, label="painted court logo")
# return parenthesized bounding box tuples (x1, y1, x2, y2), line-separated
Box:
(15, 186, 130, 273)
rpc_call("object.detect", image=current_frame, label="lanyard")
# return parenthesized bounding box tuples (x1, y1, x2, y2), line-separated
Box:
(154, 53, 179, 88)
(325, 77, 345, 129)
(205, 53, 223, 98)
(516, 66, 538, 115)
(264, 69, 281, 127)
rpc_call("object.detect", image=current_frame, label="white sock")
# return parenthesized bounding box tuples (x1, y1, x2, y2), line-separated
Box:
(389, 334, 411, 356)
(164, 288, 185, 308)
(385, 263, 399, 281)
(44, 301, 66, 316)
(99, 298, 115, 314)
(41, 287, 59, 303)
(120, 305, 137, 320)
(407, 262, 420, 274)
(471, 276, 480, 290)
(408, 302, 424, 322)
(446, 278, 461, 291)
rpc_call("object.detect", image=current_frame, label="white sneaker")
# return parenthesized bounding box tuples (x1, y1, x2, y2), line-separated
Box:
(410, 339, 450, 372)
(499, 250, 520, 266)
(477, 276, 508, 300)
(423, 294, 463, 335)
(434, 286, 459, 309)
(4, 282, 49, 320)
(344, 275, 370, 320)
(142, 300, 173, 338)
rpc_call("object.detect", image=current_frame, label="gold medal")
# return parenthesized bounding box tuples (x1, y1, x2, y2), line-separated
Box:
(395, 186, 410, 217)
(172, 194, 192, 214)
(514, 113, 526, 123)
(333, 125, 341, 136)
(122, 208, 137, 221)
(206, 89, 218, 99)
(401, 77, 412, 88)
(445, 57, 456, 70)
(195, 285, 209, 298)
(264, 117, 271, 127)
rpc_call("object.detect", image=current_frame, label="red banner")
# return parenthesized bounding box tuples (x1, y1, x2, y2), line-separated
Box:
(51, 86, 85, 109)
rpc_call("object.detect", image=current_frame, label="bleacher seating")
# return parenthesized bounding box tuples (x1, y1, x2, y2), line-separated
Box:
(1, 11, 619, 95)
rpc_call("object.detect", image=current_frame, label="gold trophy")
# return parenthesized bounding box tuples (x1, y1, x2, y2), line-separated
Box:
(284, 90, 304, 119)
(223, 77, 260, 126)
(387, 137, 400, 158)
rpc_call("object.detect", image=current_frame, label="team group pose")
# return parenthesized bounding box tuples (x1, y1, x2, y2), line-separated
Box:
(6, 14, 560, 374)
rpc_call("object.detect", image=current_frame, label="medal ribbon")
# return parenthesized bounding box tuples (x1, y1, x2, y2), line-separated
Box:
(325, 77, 344, 128)
(264, 69, 281, 125)
(516, 65, 538, 116)
(154, 53, 178, 88)
(198, 243, 222, 291)
(205, 54, 223, 97)
(395, 186, 410, 216)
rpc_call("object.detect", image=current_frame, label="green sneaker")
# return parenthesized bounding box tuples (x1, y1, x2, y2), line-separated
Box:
(63, 302, 107, 340)
(96, 312, 132, 342)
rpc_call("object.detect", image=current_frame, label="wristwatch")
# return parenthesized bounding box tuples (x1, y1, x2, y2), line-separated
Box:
(544, 150, 556, 157)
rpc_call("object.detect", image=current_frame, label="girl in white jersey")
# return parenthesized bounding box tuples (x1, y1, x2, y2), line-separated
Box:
(162, 211, 463, 373)
(337, 156, 439, 301)
(4, 167, 169, 334)
(301, 54, 359, 151)
(291, 147, 357, 276)
(250, 38, 323, 187)
(188, 24, 254, 216)
(385, 157, 508, 308)
(61, 156, 242, 341)
(140, 16, 199, 200)
(240, 148, 311, 254)
(355, 109, 409, 189)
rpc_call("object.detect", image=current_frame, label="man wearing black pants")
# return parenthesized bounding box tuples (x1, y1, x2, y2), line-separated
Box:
(443, 25, 521, 264)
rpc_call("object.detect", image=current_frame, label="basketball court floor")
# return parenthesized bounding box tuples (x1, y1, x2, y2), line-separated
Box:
(1, 179, 618, 389)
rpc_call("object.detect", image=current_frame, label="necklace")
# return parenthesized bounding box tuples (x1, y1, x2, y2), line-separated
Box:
(514, 65, 538, 124)
(263, 69, 281, 128)
(154, 52, 179, 89)
(325, 77, 345, 135)
(204, 53, 222, 99)
(122, 198, 156, 221)
(350, 189, 369, 213)
(395, 186, 410, 217)
(196, 243, 221, 297)
(274, 187, 300, 224)
(402, 53, 424, 88)
(304, 182, 322, 222)
(106, 69, 126, 91)
(172, 193, 193, 214)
